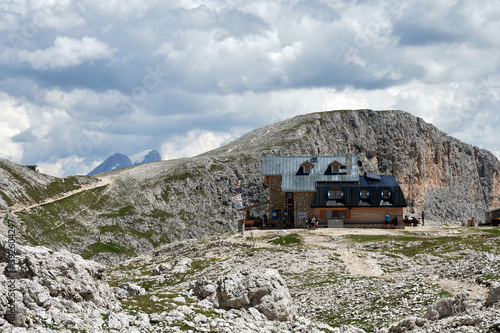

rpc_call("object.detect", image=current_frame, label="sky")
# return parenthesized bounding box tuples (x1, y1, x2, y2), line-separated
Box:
(1, 0, 499, 176)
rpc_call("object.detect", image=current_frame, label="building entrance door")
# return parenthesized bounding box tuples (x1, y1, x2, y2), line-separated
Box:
(286, 192, 294, 227)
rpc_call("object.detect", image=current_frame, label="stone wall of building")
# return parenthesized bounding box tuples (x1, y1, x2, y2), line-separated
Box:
(268, 175, 286, 219)
(294, 192, 316, 226)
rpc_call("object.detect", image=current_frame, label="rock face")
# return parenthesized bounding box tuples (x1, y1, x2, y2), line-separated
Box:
(191, 268, 295, 321)
(0, 234, 120, 330)
(210, 110, 500, 222)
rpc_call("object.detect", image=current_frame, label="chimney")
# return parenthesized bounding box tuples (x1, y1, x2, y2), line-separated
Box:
(345, 153, 352, 175)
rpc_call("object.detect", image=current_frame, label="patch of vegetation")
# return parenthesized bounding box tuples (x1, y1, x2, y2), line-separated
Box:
(0, 191, 14, 206)
(348, 230, 500, 257)
(271, 233, 302, 246)
(164, 170, 196, 182)
(101, 205, 135, 218)
(346, 234, 390, 242)
(82, 241, 136, 259)
(150, 208, 174, 220)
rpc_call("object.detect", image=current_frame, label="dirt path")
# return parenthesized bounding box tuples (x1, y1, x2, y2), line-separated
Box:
(2, 176, 113, 216)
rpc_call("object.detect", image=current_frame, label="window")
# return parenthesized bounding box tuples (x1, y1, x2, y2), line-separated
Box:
(326, 211, 346, 219)
(328, 161, 343, 174)
(381, 189, 392, 199)
(301, 161, 314, 174)
(328, 189, 344, 199)
(360, 189, 370, 199)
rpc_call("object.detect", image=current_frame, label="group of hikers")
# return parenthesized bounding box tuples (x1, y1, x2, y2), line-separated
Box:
(302, 216, 319, 230)
(385, 214, 399, 228)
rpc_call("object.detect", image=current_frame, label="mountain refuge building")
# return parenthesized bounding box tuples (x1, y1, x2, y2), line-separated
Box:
(261, 155, 407, 228)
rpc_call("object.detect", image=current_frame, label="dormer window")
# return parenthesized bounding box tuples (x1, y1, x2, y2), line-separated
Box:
(329, 160, 343, 174)
(300, 161, 314, 174)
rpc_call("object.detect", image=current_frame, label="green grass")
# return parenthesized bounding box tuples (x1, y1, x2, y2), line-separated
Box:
(347, 231, 500, 257)
(82, 241, 136, 259)
(271, 233, 302, 246)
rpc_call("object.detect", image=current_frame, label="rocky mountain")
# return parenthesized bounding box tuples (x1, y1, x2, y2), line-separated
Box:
(87, 149, 161, 175)
(130, 149, 162, 166)
(1, 110, 500, 264)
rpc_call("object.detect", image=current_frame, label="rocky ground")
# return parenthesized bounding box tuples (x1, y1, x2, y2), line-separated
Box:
(1, 225, 500, 332)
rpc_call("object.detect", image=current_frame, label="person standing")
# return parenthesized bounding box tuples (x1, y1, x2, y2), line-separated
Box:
(421, 211, 425, 226)
(385, 214, 390, 229)
(392, 215, 399, 228)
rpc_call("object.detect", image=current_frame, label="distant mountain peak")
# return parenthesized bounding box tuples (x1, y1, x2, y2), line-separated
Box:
(130, 149, 161, 166)
(87, 149, 160, 175)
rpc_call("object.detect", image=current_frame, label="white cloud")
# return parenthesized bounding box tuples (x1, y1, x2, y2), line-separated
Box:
(0, 93, 30, 162)
(37, 155, 94, 177)
(17, 36, 115, 70)
(161, 129, 235, 160)
(1, 0, 500, 176)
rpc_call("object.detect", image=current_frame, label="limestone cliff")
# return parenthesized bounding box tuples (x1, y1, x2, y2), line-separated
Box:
(209, 109, 500, 222)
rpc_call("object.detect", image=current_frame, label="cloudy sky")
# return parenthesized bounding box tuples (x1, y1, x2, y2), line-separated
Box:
(1, 0, 499, 176)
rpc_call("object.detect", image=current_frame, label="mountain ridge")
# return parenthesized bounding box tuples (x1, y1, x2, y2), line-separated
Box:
(2, 109, 500, 263)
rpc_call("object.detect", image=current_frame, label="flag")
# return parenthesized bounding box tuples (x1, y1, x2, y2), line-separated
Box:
(232, 194, 243, 209)
(236, 179, 242, 186)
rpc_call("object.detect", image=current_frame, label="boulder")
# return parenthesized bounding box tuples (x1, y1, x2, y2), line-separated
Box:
(191, 268, 295, 321)
(423, 292, 469, 321)
(118, 282, 146, 296)
(151, 262, 172, 276)
(172, 258, 193, 273)
(485, 283, 500, 307)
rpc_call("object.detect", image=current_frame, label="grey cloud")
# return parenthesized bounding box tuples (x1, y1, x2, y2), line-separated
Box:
(1, 0, 500, 175)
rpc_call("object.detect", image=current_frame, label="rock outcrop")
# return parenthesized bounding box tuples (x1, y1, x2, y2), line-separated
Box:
(423, 292, 469, 320)
(485, 283, 500, 307)
(191, 268, 295, 321)
(0, 235, 120, 331)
